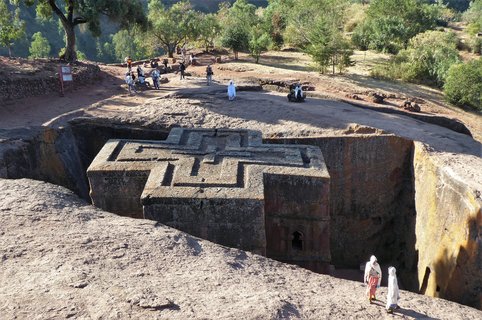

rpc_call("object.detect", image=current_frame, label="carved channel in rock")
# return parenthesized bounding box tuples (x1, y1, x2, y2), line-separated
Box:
(0, 118, 479, 309)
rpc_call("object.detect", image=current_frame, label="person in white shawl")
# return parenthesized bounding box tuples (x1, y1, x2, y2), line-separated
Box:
(386, 266, 400, 313)
(227, 80, 236, 101)
(364, 255, 382, 303)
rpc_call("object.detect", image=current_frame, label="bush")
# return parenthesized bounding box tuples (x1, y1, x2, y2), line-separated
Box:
(29, 32, 50, 58)
(468, 36, 482, 54)
(351, 0, 440, 53)
(444, 59, 482, 111)
(370, 31, 461, 87)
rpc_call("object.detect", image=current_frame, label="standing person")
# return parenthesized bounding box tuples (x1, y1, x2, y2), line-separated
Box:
(386, 267, 400, 313)
(151, 68, 160, 89)
(125, 56, 132, 72)
(206, 64, 213, 85)
(125, 72, 137, 95)
(364, 255, 382, 303)
(179, 62, 186, 80)
(163, 58, 169, 72)
(227, 80, 236, 101)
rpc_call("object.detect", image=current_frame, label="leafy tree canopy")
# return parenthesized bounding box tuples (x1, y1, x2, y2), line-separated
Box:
(219, 0, 258, 59)
(352, 0, 441, 53)
(29, 31, 50, 58)
(11, 0, 146, 61)
(147, 0, 199, 58)
(464, 0, 482, 34)
(0, 0, 25, 56)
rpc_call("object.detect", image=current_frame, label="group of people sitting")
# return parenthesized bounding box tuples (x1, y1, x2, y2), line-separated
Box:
(124, 65, 152, 94)
(287, 83, 305, 102)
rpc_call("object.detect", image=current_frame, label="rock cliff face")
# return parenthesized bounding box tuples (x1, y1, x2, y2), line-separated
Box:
(0, 127, 88, 198)
(414, 143, 482, 309)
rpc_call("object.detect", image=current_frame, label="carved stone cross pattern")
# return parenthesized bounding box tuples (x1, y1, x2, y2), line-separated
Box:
(88, 128, 331, 273)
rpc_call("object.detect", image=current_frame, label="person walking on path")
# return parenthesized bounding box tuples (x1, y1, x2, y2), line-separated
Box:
(179, 62, 186, 80)
(206, 64, 213, 85)
(227, 80, 236, 101)
(364, 255, 382, 303)
(386, 267, 400, 313)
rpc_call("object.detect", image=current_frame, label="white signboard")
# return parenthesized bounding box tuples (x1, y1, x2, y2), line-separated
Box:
(61, 66, 73, 82)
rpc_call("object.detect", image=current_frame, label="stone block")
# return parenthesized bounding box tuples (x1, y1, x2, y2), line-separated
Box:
(87, 128, 331, 271)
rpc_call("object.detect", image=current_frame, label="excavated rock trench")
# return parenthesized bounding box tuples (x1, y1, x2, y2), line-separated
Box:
(0, 117, 479, 309)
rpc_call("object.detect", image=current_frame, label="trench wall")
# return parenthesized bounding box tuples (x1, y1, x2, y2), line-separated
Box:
(0, 122, 480, 308)
(267, 135, 418, 289)
(413, 143, 481, 309)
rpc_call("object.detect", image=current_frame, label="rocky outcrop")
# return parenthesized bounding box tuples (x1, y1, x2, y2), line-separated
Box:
(1, 178, 480, 319)
(414, 143, 482, 309)
(0, 127, 88, 198)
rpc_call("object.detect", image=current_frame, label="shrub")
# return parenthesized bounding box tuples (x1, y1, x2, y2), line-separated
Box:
(352, 0, 440, 53)
(29, 32, 50, 58)
(370, 30, 461, 87)
(444, 59, 482, 111)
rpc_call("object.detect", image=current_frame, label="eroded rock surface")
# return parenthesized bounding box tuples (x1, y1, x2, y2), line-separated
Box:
(1, 178, 481, 319)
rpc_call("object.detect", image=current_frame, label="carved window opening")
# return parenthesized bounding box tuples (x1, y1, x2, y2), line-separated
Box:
(292, 231, 304, 251)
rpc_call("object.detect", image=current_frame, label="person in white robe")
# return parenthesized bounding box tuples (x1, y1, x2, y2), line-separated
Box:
(386, 266, 400, 313)
(227, 80, 236, 101)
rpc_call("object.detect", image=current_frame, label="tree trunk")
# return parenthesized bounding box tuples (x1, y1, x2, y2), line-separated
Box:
(234, 51, 238, 60)
(59, 20, 77, 62)
(168, 45, 174, 58)
(8, 46, 12, 58)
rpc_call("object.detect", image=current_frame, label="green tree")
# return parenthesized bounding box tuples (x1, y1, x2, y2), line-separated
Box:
(352, 0, 440, 53)
(112, 27, 153, 62)
(28, 31, 50, 57)
(464, 0, 482, 35)
(12, 0, 146, 62)
(0, 0, 25, 57)
(262, 0, 293, 49)
(148, 0, 199, 58)
(221, 24, 250, 59)
(197, 13, 221, 52)
(249, 27, 270, 63)
(219, 0, 257, 60)
(444, 58, 482, 111)
(372, 30, 461, 86)
(305, 18, 353, 74)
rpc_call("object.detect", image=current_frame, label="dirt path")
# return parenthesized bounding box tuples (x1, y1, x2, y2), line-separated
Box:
(1, 51, 480, 143)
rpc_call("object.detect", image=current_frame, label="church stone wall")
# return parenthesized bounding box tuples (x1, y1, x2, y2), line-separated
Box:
(87, 128, 331, 272)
